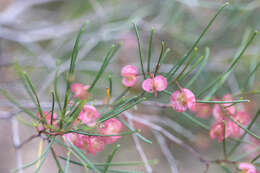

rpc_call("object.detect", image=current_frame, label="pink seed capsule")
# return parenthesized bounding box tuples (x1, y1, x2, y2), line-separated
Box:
(190, 103, 211, 119)
(121, 65, 138, 87)
(87, 136, 105, 156)
(142, 75, 167, 96)
(99, 118, 122, 144)
(170, 88, 196, 112)
(212, 94, 236, 122)
(37, 111, 58, 131)
(209, 122, 225, 142)
(71, 83, 89, 100)
(238, 162, 257, 173)
(78, 105, 100, 127)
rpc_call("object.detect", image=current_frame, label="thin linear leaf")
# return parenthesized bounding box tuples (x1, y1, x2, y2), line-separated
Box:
(112, 87, 130, 105)
(62, 23, 87, 120)
(108, 75, 113, 96)
(166, 2, 229, 80)
(12, 138, 55, 172)
(89, 44, 120, 91)
(13, 63, 36, 104)
(182, 112, 210, 130)
(154, 41, 165, 76)
(228, 109, 260, 156)
(65, 139, 101, 173)
(51, 147, 64, 173)
(100, 96, 138, 120)
(178, 55, 204, 81)
(51, 92, 55, 127)
(185, 47, 210, 88)
(54, 62, 62, 112)
(59, 156, 157, 167)
(117, 116, 152, 144)
(243, 61, 260, 91)
(196, 100, 249, 104)
(99, 97, 146, 123)
(65, 99, 87, 128)
(133, 23, 146, 79)
(23, 72, 44, 119)
(175, 47, 198, 81)
(222, 120, 227, 159)
(0, 89, 37, 120)
(104, 144, 120, 173)
(198, 30, 258, 99)
(147, 28, 154, 73)
(228, 114, 260, 140)
(64, 150, 72, 173)
(69, 130, 139, 137)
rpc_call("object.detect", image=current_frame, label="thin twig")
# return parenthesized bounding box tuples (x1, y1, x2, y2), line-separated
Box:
(127, 115, 153, 173)
(153, 130, 179, 173)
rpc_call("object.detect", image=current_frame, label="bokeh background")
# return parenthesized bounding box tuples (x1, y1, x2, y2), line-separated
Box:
(0, 0, 260, 172)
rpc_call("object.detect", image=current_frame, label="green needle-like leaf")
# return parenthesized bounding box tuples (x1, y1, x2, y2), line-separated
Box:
(167, 2, 229, 80)
(65, 139, 101, 173)
(154, 41, 165, 76)
(133, 23, 146, 79)
(147, 28, 154, 73)
(12, 138, 55, 172)
(0, 89, 37, 120)
(89, 44, 120, 91)
(62, 23, 87, 121)
(198, 30, 258, 99)
(182, 112, 210, 130)
(228, 109, 260, 156)
(104, 144, 120, 173)
(64, 150, 72, 173)
(23, 72, 44, 119)
(185, 47, 210, 88)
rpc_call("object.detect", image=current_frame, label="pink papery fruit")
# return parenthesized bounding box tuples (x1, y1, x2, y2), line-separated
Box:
(64, 133, 87, 150)
(99, 118, 122, 144)
(228, 111, 251, 138)
(212, 94, 236, 122)
(87, 136, 105, 155)
(209, 122, 225, 142)
(37, 111, 58, 131)
(78, 105, 100, 127)
(121, 65, 138, 87)
(142, 75, 167, 96)
(191, 103, 211, 119)
(238, 162, 257, 173)
(170, 88, 196, 112)
(71, 83, 89, 100)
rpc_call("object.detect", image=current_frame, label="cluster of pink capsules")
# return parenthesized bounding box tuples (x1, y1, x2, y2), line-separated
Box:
(37, 82, 122, 155)
(121, 64, 196, 112)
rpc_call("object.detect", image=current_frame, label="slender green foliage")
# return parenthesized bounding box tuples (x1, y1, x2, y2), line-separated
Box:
(133, 23, 146, 79)
(23, 72, 44, 119)
(167, 2, 229, 80)
(0, 89, 37, 120)
(228, 109, 260, 156)
(64, 150, 72, 173)
(89, 44, 120, 91)
(62, 23, 87, 119)
(198, 30, 258, 99)
(12, 138, 55, 172)
(185, 47, 210, 88)
(147, 28, 154, 73)
(154, 42, 165, 76)
(104, 144, 120, 173)
(65, 139, 101, 173)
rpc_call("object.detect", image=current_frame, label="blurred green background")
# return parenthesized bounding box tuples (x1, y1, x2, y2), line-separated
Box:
(0, 0, 260, 172)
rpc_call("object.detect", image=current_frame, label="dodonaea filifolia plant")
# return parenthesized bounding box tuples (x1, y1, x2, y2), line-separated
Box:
(2, 2, 260, 173)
